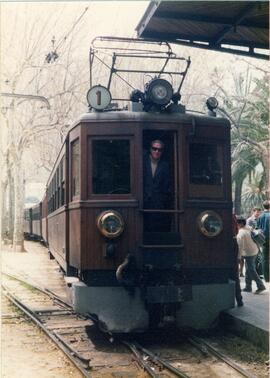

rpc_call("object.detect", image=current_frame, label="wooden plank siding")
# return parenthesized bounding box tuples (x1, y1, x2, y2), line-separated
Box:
(80, 206, 140, 270)
(182, 207, 233, 268)
(32, 220, 41, 237)
(47, 209, 66, 270)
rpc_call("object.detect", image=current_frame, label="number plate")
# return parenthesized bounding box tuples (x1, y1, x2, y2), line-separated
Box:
(87, 85, 111, 110)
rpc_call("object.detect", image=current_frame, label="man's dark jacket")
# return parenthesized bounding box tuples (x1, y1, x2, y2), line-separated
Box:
(143, 152, 171, 209)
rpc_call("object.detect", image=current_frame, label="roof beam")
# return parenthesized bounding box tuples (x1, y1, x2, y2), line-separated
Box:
(168, 39, 269, 60)
(143, 31, 268, 50)
(211, 2, 259, 45)
(156, 11, 268, 29)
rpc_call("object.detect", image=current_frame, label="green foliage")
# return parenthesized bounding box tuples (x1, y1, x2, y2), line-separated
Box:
(214, 70, 269, 213)
(241, 171, 267, 215)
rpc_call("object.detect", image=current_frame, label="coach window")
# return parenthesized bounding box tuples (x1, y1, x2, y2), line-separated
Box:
(60, 157, 65, 206)
(48, 184, 51, 213)
(189, 142, 223, 198)
(92, 139, 130, 194)
(53, 176, 55, 210)
(56, 167, 59, 209)
(71, 139, 80, 198)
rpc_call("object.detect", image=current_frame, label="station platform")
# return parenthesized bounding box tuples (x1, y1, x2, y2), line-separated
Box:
(1, 241, 269, 352)
(221, 277, 269, 352)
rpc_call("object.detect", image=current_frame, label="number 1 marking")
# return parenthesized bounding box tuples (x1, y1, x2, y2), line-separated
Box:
(96, 90, 101, 105)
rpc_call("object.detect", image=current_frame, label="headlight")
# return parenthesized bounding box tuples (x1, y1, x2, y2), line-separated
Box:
(197, 211, 223, 237)
(206, 97, 218, 111)
(145, 78, 173, 106)
(96, 210, 124, 239)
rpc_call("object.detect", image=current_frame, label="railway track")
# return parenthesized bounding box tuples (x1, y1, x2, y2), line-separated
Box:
(123, 336, 258, 378)
(2, 272, 261, 378)
(2, 272, 93, 377)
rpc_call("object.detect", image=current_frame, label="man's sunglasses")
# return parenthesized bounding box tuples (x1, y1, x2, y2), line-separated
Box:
(151, 147, 163, 152)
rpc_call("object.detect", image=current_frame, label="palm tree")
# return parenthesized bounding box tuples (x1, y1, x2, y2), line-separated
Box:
(213, 70, 269, 214)
(241, 170, 267, 215)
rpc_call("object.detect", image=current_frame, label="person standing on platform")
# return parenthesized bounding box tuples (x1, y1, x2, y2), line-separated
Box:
(257, 200, 270, 282)
(247, 207, 261, 229)
(236, 216, 266, 294)
(239, 255, 245, 277)
(232, 214, 243, 306)
(247, 207, 263, 277)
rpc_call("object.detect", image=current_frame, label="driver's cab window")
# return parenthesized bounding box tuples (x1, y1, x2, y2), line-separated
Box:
(92, 139, 130, 194)
(189, 142, 223, 198)
(189, 143, 222, 185)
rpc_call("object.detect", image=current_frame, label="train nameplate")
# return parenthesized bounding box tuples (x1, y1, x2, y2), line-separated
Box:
(87, 85, 111, 110)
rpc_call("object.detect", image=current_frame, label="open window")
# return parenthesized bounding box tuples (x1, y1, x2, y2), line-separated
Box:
(142, 131, 179, 241)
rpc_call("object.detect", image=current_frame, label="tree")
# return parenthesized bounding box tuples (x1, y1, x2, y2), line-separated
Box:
(212, 67, 269, 214)
(1, 5, 89, 251)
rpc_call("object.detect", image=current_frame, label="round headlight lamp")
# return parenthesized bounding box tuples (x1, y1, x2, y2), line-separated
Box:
(206, 97, 218, 111)
(197, 211, 223, 238)
(145, 78, 173, 106)
(96, 210, 124, 239)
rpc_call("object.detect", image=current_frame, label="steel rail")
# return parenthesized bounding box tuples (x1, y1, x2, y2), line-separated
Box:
(52, 331, 90, 365)
(189, 336, 257, 378)
(123, 341, 159, 378)
(2, 284, 92, 378)
(187, 336, 208, 356)
(2, 271, 72, 309)
(134, 342, 191, 378)
(35, 309, 73, 316)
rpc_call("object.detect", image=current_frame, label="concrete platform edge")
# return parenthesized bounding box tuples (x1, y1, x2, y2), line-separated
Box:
(220, 312, 269, 352)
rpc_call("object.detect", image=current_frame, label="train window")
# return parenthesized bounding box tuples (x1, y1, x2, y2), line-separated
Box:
(60, 157, 65, 206)
(32, 207, 40, 220)
(48, 183, 52, 213)
(56, 168, 59, 209)
(52, 176, 55, 211)
(71, 139, 80, 198)
(92, 139, 130, 194)
(24, 211, 30, 221)
(189, 143, 222, 186)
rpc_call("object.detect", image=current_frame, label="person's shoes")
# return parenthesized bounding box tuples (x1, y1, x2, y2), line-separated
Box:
(242, 288, 252, 292)
(254, 287, 266, 294)
(237, 300, 244, 307)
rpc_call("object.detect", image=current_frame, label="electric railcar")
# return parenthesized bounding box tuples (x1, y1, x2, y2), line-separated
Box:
(24, 38, 235, 333)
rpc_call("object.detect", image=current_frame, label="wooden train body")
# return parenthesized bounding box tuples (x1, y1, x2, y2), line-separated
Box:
(24, 110, 235, 332)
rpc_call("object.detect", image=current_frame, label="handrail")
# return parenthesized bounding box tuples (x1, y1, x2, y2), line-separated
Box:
(140, 209, 184, 213)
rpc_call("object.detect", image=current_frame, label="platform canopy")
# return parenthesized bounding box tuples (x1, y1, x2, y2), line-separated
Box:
(136, 1, 269, 60)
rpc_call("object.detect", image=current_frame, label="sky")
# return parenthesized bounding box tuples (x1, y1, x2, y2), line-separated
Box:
(1, 1, 268, 199)
(1, 1, 267, 97)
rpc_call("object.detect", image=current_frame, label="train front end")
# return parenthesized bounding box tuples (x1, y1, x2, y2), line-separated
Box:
(67, 37, 235, 333)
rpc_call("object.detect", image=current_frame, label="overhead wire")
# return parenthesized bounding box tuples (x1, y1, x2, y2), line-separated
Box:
(26, 6, 90, 90)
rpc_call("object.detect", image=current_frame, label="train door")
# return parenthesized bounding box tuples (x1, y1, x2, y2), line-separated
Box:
(142, 130, 180, 244)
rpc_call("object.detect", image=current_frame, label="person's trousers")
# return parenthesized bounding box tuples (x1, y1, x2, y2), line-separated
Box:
(244, 255, 265, 290)
(261, 239, 269, 282)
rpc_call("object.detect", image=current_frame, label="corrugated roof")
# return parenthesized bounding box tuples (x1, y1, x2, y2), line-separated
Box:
(136, 1, 269, 60)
